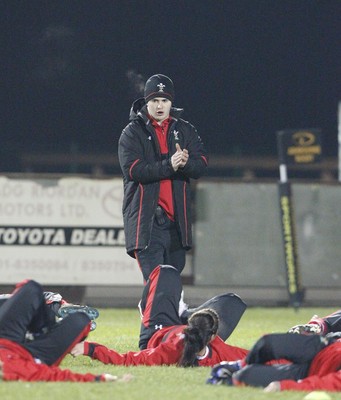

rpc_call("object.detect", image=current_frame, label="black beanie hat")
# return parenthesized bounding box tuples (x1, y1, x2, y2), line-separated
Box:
(144, 74, 174, 103)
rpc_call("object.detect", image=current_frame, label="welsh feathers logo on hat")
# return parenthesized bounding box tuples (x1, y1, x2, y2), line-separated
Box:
(157, 82, 166, 92)
(144, 74, 174, 103)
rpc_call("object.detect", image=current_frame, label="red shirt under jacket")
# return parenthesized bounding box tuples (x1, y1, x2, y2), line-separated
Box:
(150, 117, 174, 220)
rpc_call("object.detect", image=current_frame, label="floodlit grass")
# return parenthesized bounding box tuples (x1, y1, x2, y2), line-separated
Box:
(1, 307, 341, 400)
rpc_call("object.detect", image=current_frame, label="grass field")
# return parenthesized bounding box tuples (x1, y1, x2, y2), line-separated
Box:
(0, 307, 340, 400)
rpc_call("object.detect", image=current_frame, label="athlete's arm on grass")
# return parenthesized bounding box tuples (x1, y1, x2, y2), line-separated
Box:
(266, 370, 341, 392)
(72, 340, 183, 366)
(0, 356, 120, 382)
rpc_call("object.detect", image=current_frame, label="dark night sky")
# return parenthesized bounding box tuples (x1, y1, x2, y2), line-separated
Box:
(2, 0, 341, 172)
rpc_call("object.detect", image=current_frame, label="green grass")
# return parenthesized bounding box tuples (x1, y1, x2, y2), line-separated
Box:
(1, 307, 341, 400)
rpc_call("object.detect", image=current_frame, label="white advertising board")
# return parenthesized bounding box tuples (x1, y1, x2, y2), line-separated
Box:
(0, 176, 142, 285)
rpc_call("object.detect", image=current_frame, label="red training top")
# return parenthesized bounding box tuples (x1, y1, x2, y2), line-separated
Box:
(0, 338, 104, 382)
(280, 340, 341, 392)
(84, 325, 248, 366)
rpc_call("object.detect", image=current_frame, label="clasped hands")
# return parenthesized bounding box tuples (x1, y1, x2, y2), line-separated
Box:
(171, 143, 189, 171)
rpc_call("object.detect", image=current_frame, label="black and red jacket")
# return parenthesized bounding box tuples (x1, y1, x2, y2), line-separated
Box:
(118, 98, 208, 257)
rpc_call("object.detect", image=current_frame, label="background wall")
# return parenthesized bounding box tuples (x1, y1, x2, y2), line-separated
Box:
(192, 180, 341, 306)
(1, 176, 340, 306)
(194, 181, 341, 288)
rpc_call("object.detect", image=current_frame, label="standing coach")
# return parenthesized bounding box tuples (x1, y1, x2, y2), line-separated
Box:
(118, 74, 208, 282)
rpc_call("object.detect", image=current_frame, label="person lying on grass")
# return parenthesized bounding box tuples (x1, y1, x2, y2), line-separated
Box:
(0, 284, 100, 332)
(71, 307, 247, 367)
(0, 279, 131, 383)
(207, 332, 341, 392)
(71, 265, 248, 367)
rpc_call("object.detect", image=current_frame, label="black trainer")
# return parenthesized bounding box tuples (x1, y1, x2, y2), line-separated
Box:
(206, 361, 240, 385)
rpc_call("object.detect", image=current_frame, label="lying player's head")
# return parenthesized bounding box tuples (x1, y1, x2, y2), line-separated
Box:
(178, 308, 219, 367)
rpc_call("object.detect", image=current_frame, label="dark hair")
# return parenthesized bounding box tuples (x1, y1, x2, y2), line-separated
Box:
(177, 308, 219, 368)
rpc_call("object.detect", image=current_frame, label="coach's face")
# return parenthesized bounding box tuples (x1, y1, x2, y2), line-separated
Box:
(147, 97, 171, 124)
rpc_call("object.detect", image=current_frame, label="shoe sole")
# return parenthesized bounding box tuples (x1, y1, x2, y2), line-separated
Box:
(288, 325, 322, 335)
(58, 305, 99, 320)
